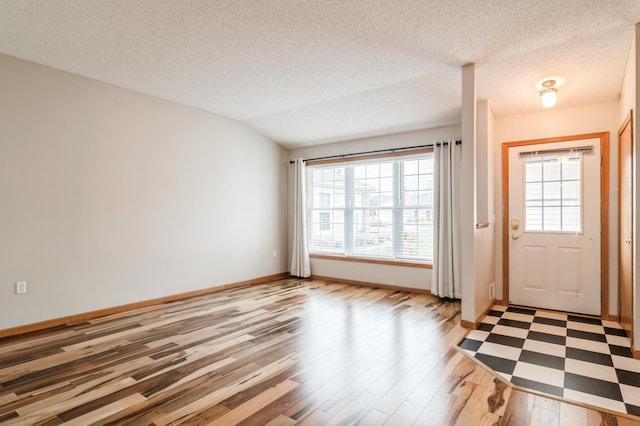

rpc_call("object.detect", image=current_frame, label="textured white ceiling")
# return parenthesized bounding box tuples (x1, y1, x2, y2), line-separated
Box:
(0, 0, 639, 148)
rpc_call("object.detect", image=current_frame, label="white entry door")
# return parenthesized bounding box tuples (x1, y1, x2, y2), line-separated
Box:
(508, 139, 601, 315)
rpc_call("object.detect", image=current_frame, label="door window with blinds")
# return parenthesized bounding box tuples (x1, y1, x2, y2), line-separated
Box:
(306, 153, 434, 262)
(523, 152, 583, 232)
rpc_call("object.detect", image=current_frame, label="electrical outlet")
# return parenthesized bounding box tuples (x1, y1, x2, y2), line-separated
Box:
(16, 281, 27, 295)
(489, 283, 495, 300)
(272, 250, 278, 258)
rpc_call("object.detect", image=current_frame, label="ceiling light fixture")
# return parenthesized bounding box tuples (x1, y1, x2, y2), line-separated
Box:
(539, 79, 557, 108)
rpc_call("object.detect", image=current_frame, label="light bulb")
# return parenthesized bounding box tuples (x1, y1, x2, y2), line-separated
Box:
(541, 88, 557, 108)
(539, 79, 558, 108)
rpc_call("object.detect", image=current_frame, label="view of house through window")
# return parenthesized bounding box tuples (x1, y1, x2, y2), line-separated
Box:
(307, 153, 434, 262)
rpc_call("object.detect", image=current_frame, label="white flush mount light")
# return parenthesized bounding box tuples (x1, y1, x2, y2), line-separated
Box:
(539, 79, 557, 108)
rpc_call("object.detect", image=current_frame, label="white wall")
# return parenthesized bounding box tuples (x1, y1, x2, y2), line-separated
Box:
(494, 101, 621, 315)
(475, 100, 496, 318)
(288, 125, 461, 290)
(0, 54, 288, 330)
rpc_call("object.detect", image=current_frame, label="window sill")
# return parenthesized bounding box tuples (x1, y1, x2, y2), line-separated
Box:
(310, 253, 432, 269)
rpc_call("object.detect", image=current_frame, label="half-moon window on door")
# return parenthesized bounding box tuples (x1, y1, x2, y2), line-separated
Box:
(523, 153, 583, 233)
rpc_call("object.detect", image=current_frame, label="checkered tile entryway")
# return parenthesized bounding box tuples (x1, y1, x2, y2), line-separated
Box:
(459, 305, 640, 416)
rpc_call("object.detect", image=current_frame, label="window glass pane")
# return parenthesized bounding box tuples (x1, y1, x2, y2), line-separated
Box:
(423, 191, 433, 209)
(526, 160, 542, 182)
(526, 182, 542, 206)
(419, 158, 433, 174)
(319, 193, 330, 208)
(418, 174, 429, 190)
(319, 212, 330, 230)
(562, 181, 580, 206)
(403, 209, 414, 223)
(418, 191, 431, 206)
(405, 160, 418, 175)
(332, 223, 344, 250)
(307, 166, 345, 252)
(400, 208, 433, 259)
(353, 209, 392, 256)
(330, 211, 345, 250)
(403, 190, 417, 206)
(543, 157, 560, 181)
(366, 164, 379, 178)
(524, 153, 582, 232)
(416, 224, 433, 259)
(543, 207, 562, 231)
(353, 192, 364, 208)
(365, 178, 379, 192)
(400, 156, 433, 259)
(310, 166, 344, 209)
(526, 207, 542, 230)
(380, 162, 393, 177)
(402, 222, 418, 257)
(404, 174, 418, 191)
(307, 154, 433, 261)
(380, 177, 393, 192)
(543, 181, 561, 206)
(562, 156, 580, 180)
(379, 191, 393, 207)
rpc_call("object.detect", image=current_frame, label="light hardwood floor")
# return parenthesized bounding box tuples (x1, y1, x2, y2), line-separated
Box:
(0, 277, 638, 425)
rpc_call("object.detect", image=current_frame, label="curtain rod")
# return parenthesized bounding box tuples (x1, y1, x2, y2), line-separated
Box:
(288, 140, 462, 164)
(518, 145, 593, 157)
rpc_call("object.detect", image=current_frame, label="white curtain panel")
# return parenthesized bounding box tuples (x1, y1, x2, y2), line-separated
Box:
(290, 158, 311, 278)
(431, 141, 462, 298)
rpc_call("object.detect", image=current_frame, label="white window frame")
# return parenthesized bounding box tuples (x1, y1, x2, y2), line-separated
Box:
(305, 150, 434, 266)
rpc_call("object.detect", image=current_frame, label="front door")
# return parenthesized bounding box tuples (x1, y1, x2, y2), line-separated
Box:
(507, 138, 602, 315)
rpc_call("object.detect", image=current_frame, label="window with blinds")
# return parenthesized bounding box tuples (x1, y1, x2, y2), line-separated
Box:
(524, 153, 582, 232)
(306, 153, 434, 262)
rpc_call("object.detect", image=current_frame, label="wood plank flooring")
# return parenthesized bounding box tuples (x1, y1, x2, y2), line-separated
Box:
(0, 277, 638, 425)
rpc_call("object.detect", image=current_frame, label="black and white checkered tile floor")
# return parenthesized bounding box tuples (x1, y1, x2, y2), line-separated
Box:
(459, 305, 640, 416)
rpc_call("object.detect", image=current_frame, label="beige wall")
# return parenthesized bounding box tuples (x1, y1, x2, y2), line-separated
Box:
(0, 54, 288, 330)
(460, 64, 477, 322)
(634, 24, 639, 347)
(494, 101, 621, 315)
(620, 34, 635, 122)
(621, 25, 639, 343)
(288, 125, 461, 290)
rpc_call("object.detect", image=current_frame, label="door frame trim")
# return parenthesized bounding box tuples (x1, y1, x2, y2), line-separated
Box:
(618, 111, 633, 334)
(501, 132, 610, 318)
